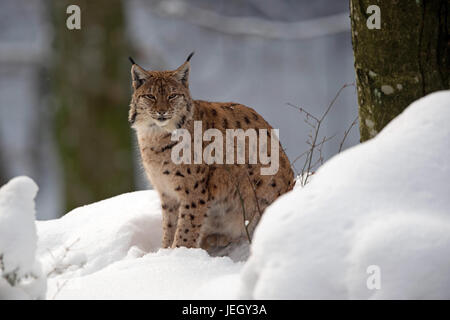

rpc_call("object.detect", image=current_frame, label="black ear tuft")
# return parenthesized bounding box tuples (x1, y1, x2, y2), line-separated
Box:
(131, 63, 148, 90)
(186, 52, 195, 62)
(128, 56, 136, 65)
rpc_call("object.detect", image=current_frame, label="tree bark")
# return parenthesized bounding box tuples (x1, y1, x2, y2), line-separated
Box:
(51, 0, 135, 212)
(350, 0, 449, 142)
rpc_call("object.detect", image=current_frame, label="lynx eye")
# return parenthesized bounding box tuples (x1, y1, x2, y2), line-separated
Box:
(168, 94, 179, 100)
(142, 94, 156, 101)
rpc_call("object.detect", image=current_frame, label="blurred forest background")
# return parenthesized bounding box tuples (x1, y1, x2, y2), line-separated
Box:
(0, 0, 359, 220)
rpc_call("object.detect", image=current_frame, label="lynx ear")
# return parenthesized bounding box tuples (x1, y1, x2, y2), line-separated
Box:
(173, 52, 194, 87)
(130, 57, 149, 90)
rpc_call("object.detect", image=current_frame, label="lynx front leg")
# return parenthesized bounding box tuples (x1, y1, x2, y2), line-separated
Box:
(172, 199, 208, 248)
(168, 165, 210, 248)
(160, 196, 180, 248)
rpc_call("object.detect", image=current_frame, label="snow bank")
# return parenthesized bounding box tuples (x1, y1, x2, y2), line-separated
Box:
(0, 176, 46, 299)
(37, 191, 162, 279)
(239, 90, 450, 299)
(36, 190, 243, 299)
(50, 248, 242, 300)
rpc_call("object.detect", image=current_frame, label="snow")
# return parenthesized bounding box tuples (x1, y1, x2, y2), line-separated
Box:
(0, 176, 46, 299)
(35, 190, 243, 299)
(239, 90, 450, 299)
(49, 248, 242, 300)
(2, 91, 450, 299)
(37, 190, 162, 280)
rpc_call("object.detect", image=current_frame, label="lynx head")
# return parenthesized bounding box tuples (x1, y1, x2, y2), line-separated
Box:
(129, 52, 194, 132)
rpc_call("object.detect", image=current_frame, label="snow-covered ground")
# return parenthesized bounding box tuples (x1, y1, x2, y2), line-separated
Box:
(0, 176, 46, 299)
(240, 90, 450, 299)
(36, 190, 243, 299)
(1, 91, 449, 299)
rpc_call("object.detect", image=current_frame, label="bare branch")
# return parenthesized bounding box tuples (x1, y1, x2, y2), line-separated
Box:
(287, 82, 355, 187)
(338, 116, 358, 153)
(320, 83, 355, 122)
(46, 238, 81, 277)
(224, 167, 252, 244)
(51, 279, 68, 300)
(245, 170, 263, 220)
(235, 181, 252, 244)
(286, 103, 320, 123)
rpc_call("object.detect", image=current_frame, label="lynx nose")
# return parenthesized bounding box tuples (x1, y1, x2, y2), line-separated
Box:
(157, 111, 168, 121)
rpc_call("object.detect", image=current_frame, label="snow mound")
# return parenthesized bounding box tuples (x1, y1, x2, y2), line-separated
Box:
(50, 248, 242, 300)
(0, 176, 46, 299)
(37, 190, 162, 296)
(239, 90, 450, 299)
(36, 190, 243, 299)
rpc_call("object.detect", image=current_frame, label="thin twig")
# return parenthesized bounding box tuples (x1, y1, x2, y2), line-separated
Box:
(286, 103, 320, 123)
(291, 134, 336, 167)
(245, 170, 263, 219)
(224, 167, 252, 244)
(235, 181, 252, 244)
(338, 116, 358, 153)
(311, 135, 327, 169)
(286, 82, 355, 187)
(46, 238, 81, 277)
(52, 279, 68, 300)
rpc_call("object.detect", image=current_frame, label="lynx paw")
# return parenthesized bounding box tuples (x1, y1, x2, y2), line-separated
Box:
(202, 234, 231, 250)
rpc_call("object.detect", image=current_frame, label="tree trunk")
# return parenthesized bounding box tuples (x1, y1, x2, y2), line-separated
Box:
(350, 0, 449, 142)
(51, 0, 135, 212)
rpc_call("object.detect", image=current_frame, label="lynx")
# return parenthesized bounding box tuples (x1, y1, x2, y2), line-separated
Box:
(129, 53, 294, 253)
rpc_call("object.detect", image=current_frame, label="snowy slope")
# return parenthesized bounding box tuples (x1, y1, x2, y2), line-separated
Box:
(239, 91, 450, 299)
(37, 190, 162, 281)
(36, 190, 243, 299)
(0, 176, 46, 299)
(48, 248, 242, 300)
